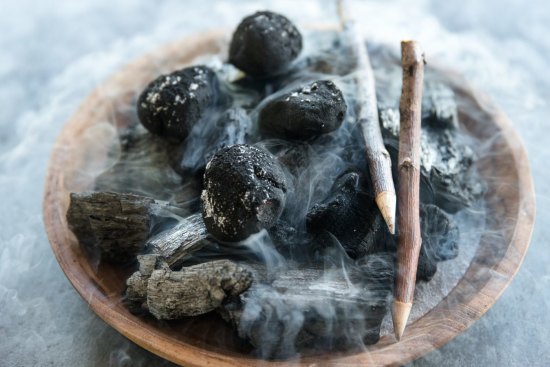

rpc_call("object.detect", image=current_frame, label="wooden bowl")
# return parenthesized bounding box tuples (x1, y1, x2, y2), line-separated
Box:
(43, 29, 535, 366)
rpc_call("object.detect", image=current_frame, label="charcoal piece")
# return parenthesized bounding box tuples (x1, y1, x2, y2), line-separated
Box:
(427, 131, 484, 213)
(422, 82, 459, 130)
(147, 213, 214, 268)
(273, 141, 311, 177)
(380, 107, 483, 213)
(125, 254, 161, 314)
(137, 65, 222, 141)
(220, 255, 394, 358)
(175, 107, 252, 179)
(266, 219, 311, 260)
(201, 144, 288, 242)
(67, 192, 184, 263)
(420, 204, 460, 261)
(258, 80, 347, 140)
(94, 132, 196, 205)
(416, 204, 460, 281)
(229, 11, 302, 77)
(306, 171, 393, 259)
(146, 260, 253, 319)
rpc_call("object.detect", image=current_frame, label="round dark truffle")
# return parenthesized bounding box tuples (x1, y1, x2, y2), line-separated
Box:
(201, 144, 288, 242)
(137, 65, 221, 141)
(258, 80, 347, 139)
(229, 11, 302, 77)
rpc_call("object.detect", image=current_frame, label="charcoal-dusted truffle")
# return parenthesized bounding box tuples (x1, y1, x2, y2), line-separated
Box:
(259, 80, 346, 139)
(201, 144, 288, 242)
(229, 11, 302, 77)
(137, 65, 221, 141)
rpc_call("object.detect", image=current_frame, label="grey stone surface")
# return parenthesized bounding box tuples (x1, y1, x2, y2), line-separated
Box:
(0, 0, 548, 366)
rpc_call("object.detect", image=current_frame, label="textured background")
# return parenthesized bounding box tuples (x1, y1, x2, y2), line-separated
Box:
(1, 0, 549, 366)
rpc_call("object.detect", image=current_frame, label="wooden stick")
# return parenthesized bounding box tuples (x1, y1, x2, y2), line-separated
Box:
(336, 0, 396, 233)
(392, 40, 425, 341)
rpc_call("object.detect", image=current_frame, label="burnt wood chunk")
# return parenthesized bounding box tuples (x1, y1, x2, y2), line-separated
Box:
(416, 204, 460, 281)
(229, 11, 302, 77)
(422, 82, 459, 130)
(66, 191, 184, 263)
(380, 108, 483, 213)
(125, 254, 161, 314)
(176, 107, 252, 179)
(137, 65, 222, 141)
(259, 80, 346, 140)
(146, 260, 253, 319)
(201, 144, 288, 242)
(94, 132, 193, 204)
(147, 213, 213, 268)
(306, 171, 392, 259)
(220, 255, 394, 358)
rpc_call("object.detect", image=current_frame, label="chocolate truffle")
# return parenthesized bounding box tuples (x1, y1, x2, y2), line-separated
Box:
(137, 65, 221, 141)
(259, 80, 347, 139)
(201, 144, 288, 242)
(229, 11, 302, 77)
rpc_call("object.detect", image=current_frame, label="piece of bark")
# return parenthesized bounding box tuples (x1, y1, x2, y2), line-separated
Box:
(393, 40, 425, 341)
(66, 191, 185, 263)
(147, 260, 253, 319)
(146, 213, 214, 268)
(337, 0, 396, 234)
(220, 255, 394, 358)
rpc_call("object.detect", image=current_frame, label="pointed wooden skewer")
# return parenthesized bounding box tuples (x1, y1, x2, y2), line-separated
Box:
(392, 40, 425, 341)
(336, 0, 396, 233)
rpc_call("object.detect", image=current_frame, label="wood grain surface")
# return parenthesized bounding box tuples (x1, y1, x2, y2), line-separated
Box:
(43, 29, 536, 366)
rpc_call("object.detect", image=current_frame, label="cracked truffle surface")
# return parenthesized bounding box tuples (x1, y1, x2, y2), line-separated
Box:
(201, 144, 288, 242)
(259, 80, 347, 139)
(229, 11, 302, 77)
(137, 65, 221, 141)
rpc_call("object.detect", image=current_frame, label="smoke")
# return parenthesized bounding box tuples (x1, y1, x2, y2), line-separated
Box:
(1, 0, 548, 366)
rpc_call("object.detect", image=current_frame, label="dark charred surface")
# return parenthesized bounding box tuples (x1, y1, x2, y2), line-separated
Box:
(220, 254, 394, 359)
(306, 171, 393, 259)
(305, 171, 460, 282)
(94, 131, 198, 206)
(137, 65, 222, 141)
(67, 192, 154, 264)
(416, 204, 460, 281)
(201, 144, 288, 242)
(422, 81, 460, 130)
(259, 80, 347, 140)
(375, 56, 484, 213)
(229, 11, 302, 77)
(174, 107, 252, 180)
(380, 109, 484, 213)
